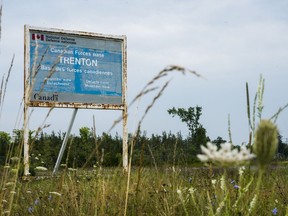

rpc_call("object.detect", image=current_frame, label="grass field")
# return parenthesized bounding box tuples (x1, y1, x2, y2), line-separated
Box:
(1, 164, 288, 215)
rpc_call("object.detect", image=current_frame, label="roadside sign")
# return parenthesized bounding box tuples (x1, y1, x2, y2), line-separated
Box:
(24, 26, 127, 109)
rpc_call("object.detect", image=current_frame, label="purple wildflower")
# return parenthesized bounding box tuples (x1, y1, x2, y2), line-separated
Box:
(28, 206, 33, 213)
(272, 207, 277, 215)
(34, 198, 40, 205)
(48, 195, 52, 201)
(234, 184, 240, 189)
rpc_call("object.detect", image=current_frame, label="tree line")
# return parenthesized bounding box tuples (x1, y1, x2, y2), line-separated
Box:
(0, 128, 287, 171)
(0, 106, 287, 171)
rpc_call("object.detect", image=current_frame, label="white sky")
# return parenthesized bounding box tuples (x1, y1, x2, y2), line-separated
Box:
(0, 0, 287, 144)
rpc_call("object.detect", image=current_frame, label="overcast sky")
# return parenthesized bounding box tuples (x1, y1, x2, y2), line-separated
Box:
(0, 0, 287, 145)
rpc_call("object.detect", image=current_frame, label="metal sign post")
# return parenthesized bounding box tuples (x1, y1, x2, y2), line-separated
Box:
(52, 108, 78, 175)
(23, 26, 30, 176)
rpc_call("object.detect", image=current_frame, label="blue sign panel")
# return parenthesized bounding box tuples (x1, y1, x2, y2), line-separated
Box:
(28, 28, 125, 105)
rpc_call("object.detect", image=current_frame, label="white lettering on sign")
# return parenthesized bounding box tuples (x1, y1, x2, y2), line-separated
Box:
(50, 47, 73, 55)
(75, 49, 91, 57)
(60, 57, 97, 67)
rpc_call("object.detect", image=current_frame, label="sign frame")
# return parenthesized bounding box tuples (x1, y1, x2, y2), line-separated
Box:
(23, 25, 128, 176)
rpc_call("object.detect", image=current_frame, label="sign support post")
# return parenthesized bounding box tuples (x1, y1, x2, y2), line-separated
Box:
(52, 108, 78, 175)
(122, 105, 128, 172)
(23, 103, 30, 176)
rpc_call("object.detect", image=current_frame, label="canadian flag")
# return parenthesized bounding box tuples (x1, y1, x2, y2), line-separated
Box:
(32, 33, 44, 41)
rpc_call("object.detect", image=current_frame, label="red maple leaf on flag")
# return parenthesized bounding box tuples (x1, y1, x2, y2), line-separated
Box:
(32, 33, 44, 41)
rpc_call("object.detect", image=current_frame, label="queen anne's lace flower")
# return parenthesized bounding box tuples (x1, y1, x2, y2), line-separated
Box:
(197, 142, 255, 166)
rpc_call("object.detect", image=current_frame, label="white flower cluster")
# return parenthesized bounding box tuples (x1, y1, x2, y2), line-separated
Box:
(197, 142, 255, 166)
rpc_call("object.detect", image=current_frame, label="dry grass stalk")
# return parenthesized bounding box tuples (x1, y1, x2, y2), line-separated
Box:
(0, 74, 4, 107)
(82, 116, 100, 169)
(0, 55, 14, 119)
(29, 107, 54, 151)
(108, 65, 204, 133)
(270, 102, 288, 123)
(14, 100, 24, 129)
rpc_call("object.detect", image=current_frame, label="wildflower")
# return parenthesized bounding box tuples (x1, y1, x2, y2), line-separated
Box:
(197, 154, 208, 162)
(177, 188, 186, 203)
(188, 187, 196, 195)
(253, 120, 278, 168)
(197, 142, 255, 166)
(34, 199, 40, 205)
(239, 166, 245, 176)
(249, 194, 257, 214)
(220, 175, 225, 191)
(238, 146, 255, 160)
(216, 199, 225, 215)
(211, 179, 217, 186)
(234, 185, 240, 189)
(28, 206, 33, 213)
(5, 182, 14, 186)
(49, 191, 62, 196)
(272, 207, 277, 215)
(35, 166, 48, 171)
(230, 180, 235, 184)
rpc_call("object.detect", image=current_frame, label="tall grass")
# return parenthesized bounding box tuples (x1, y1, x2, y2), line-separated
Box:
(0, 55, 14, 120)
(1, 67, 288, 215)
(2, 166, 288, 215)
